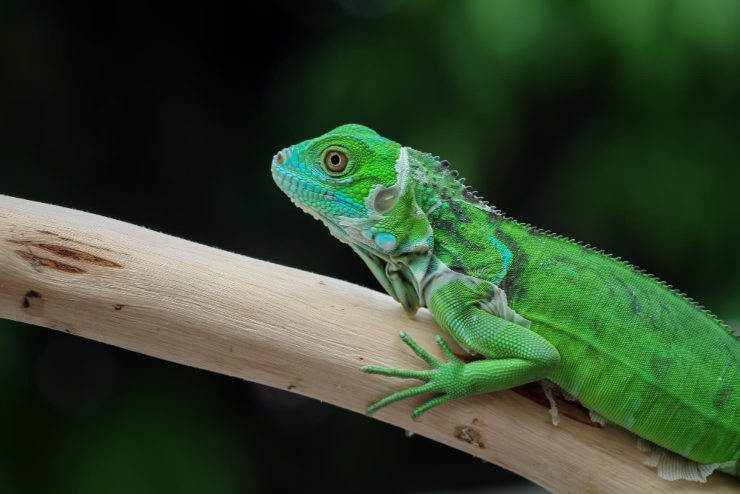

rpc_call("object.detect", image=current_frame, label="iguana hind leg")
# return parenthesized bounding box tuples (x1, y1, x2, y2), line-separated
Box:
(638, 439, 720, 483)
(717, 459, 739, 479)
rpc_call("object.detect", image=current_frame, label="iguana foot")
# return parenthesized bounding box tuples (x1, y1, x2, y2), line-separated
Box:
(360, 331, 465, 419)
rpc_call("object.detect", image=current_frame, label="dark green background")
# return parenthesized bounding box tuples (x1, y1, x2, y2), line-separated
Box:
(1, 1, 738, 492)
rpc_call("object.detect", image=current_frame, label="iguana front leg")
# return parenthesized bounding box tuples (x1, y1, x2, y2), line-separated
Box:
(362, 279, 560, 418)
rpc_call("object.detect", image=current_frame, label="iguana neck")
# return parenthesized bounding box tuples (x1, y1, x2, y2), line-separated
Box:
(405, 146, 519, 287)
(404, 146, 501, 220)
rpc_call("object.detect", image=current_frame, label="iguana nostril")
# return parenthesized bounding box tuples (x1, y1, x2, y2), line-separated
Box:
(276, 150, 287, 165)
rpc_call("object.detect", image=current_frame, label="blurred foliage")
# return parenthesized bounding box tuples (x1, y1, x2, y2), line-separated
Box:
(0, 0, 738, 492)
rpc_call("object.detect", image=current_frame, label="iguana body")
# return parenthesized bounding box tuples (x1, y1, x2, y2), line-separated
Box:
(271, 124, 740, 482)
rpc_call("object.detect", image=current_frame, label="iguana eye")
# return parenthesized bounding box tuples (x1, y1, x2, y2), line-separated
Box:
(323, 151, 348, 173)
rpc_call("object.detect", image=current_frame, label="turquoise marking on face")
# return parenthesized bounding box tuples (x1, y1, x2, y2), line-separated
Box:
(374, 232, 398, 252)
(332, 192, 366, 213)
(271, 151, 367, 219)
(489, 236, 512, 283)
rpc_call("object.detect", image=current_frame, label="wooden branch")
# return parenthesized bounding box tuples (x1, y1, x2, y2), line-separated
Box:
(0, 194, 734, 493)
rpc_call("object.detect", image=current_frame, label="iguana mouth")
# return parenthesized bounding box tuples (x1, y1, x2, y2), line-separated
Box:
(271, 165, 336, 203)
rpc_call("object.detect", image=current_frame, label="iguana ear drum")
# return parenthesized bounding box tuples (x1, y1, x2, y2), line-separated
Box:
(373, 186, 400, 213)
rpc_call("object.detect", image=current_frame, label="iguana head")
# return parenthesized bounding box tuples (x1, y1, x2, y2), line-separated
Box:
(271, 123, 399, 224)
(273, 124, 452, 312)
(273, 124, 436, 311)
(272, 124, 431, 254)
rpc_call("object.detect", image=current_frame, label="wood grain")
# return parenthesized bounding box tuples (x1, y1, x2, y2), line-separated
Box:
(0, 194, 735, 493)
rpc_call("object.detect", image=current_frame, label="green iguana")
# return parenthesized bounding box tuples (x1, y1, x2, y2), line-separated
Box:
(271, 124, 739, 482)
